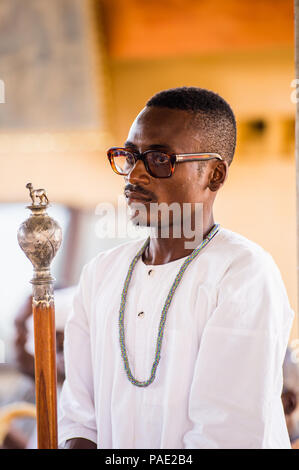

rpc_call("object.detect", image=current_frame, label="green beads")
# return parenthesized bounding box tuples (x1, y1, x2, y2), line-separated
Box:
(119, 223, 220, 387)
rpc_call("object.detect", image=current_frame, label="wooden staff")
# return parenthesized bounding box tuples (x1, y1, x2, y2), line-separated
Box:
(17, 183, 62, 449)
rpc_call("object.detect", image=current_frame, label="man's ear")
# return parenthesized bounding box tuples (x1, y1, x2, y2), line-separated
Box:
(208, 161, 228, 192)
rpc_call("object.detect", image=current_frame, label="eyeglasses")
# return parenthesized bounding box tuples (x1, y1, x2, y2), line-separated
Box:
(107, 147, 223, 179)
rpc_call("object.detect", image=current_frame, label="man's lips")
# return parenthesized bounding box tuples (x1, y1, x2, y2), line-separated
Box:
(124, 190, 152, 203)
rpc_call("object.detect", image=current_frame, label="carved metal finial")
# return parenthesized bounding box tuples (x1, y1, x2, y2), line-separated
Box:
(17, 183, 62, 307)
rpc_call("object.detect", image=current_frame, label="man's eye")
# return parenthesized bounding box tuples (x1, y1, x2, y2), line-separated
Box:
(156, 154, 168, 164)
(126, 155, 134, 164)
(148, 152, 168, 163)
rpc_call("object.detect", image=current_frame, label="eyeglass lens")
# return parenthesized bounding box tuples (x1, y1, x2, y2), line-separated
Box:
(110, 150, 172, 177)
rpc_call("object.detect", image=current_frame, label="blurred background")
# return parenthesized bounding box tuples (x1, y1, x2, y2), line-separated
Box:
(0, 0, 298, 448)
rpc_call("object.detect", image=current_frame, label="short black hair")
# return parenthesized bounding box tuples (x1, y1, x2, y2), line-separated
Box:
(146, 87, 237, 165)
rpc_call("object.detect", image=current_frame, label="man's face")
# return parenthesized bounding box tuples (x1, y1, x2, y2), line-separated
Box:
(123, 106, 220, 228)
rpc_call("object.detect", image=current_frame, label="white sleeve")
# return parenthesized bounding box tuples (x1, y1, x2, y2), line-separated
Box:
(58, 263, 97, 447)
(183, 251, 294, 449)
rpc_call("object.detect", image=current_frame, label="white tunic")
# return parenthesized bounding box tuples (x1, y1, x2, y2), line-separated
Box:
(58, 226, 294, 449)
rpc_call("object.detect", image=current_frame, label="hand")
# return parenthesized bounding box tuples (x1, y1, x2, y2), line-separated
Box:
(64, 438, 97, 449)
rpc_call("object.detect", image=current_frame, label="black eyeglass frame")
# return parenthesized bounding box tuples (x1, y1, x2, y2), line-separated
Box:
(107, 147, 223, 179)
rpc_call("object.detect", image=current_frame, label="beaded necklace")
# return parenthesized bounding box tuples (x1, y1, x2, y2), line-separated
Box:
(119, 223, 220, 387)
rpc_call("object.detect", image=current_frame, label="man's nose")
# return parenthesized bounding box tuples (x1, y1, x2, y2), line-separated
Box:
(126, 158, 150, 185)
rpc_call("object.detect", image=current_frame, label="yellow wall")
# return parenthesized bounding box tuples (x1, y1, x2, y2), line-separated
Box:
(109, 46, 294, 140)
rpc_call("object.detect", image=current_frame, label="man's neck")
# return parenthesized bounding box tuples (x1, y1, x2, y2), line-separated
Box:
(142, 214, 216, 265)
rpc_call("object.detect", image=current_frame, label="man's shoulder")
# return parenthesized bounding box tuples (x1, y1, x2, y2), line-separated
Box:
(216, 226, 272, 263)
(214, 227, 294, 328)
(215, 226, 281, 282)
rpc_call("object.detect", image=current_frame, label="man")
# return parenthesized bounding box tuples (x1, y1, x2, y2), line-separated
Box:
(59, 87, 294, 449)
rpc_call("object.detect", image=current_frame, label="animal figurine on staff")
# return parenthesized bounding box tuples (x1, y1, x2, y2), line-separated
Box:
(26, 183, 49, 206)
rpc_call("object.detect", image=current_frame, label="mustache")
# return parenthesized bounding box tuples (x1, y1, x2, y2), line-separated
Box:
(124, 184, 156, 201)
